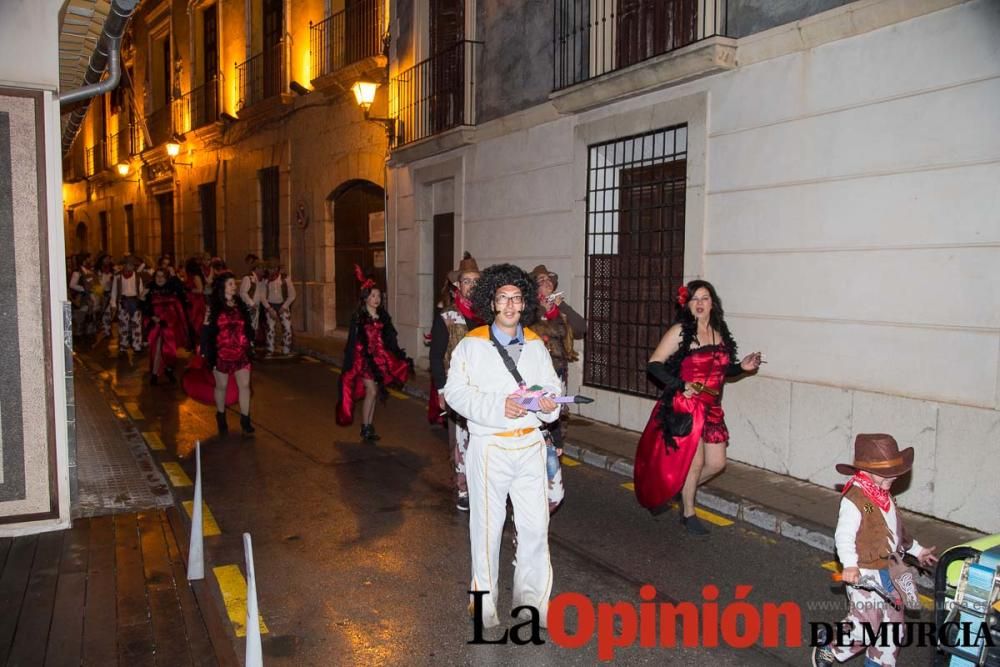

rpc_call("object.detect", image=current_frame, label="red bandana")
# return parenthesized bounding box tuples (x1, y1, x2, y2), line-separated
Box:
(542, 302, 560, 320)
(454, 293, 481, 326)
(842, 472, 891, 512)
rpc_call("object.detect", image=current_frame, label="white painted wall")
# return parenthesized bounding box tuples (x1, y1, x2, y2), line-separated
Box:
(388, 0, 1000, 532)
(0, 0, 72, 535)
(0, 0, 61, 89)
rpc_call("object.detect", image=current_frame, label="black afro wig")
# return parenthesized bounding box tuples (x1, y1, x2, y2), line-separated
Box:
(470, 263, 539, 327)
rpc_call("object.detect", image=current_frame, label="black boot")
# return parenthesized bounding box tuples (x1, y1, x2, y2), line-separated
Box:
(216, 411, 228, 437)
(165, 367, 176, 384)
(361, 424, 380, 442)
(240, 414, 255, 435)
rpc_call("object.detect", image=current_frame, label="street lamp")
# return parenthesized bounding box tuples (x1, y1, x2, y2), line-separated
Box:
(352, 79, 395, 144)
(165, 141, 181, 157)
(116, 162, 130, 176)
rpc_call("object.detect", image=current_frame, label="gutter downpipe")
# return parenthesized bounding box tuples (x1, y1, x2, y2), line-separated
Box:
(60, 0, 140, 155)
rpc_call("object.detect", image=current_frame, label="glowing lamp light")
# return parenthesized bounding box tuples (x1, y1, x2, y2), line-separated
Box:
(166, 142, 181, 157)
(116, 162, 130, 176)
(352, 80, 378, 111)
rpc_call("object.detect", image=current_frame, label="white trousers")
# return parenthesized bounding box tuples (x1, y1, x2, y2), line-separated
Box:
(466, 429, 552, 628)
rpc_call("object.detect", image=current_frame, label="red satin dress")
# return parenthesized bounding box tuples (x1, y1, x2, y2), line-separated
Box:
(633, 345, 731, 511)
(147, 291, 190, 377)
(182, 307, 245, 406)
(337, 319, 410, 426)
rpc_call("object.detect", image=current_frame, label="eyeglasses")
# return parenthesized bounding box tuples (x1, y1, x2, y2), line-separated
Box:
(494, 293, 524, 306)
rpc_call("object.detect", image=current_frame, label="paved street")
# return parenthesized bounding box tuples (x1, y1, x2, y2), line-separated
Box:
(77, 348, 937, 666)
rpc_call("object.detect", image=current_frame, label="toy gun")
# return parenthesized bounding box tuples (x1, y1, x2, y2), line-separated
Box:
(831, 571, 901, 611)
(689, 382, 719, 397)
(512, 385, 594, 412)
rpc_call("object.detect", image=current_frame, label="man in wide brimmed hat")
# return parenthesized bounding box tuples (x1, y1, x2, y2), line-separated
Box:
(430, 252, 482, 511)
(813, 433, 938, 667)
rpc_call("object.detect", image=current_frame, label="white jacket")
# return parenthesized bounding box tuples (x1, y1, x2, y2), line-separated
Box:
(444, 325, 562, 436)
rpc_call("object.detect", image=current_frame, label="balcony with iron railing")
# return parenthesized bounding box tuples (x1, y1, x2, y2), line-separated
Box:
(173, 76, 222, 134)
(129, 120, 144, 155)
(552, 0, 733, 110)
(146, 103, 173, 147)
(310, 0, 386, 82)
(85, 141, 106, 177)
(237, 39, 289, 111)
(391, 40, 482, 149)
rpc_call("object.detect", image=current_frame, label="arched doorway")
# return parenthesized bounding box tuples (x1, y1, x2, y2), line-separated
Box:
(330, 180, 385, 328)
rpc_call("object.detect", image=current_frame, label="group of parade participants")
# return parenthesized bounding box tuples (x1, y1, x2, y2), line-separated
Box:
(72, 246, 938, 663)
(69, 251, 296, 445)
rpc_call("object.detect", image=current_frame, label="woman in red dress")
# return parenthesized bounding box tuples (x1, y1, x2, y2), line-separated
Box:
(337, 266, 412, 442)
(183, 257, 207, 345)
(144, 269, 190, 385)
(200, 272, 255, 436)
(633, 280, 762, 536)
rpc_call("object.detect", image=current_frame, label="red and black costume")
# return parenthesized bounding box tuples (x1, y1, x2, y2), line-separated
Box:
(182, 300, 253, 407)
(143, 278, 189, 379)
(633, 320, 743, 512)
(336, 308, 411, 426)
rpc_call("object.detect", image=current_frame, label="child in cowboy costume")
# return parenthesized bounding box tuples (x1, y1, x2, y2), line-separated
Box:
(813, 433, 938, 667)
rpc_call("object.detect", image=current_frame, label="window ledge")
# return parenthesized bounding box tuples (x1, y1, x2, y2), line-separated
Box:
(388, 126, 477, 165)
(550, 36, 736, 114)
(310, 55, 387, 94)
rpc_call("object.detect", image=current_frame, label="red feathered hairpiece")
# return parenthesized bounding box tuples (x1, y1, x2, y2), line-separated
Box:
(677, 285, 690, 307)
(353, 264, 377, 291)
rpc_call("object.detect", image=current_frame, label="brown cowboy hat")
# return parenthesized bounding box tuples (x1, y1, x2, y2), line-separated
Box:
(529, 264, 558, 289)
(448, 252, 481, 283)
(836, 433, 914, 478)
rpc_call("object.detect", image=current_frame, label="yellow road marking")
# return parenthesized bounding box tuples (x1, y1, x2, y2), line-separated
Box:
(821, 560, 842, 573)
(694, 507, 734, 527)
(618, 482, 732, 526)
(213, 565, 269, 637)
(124, 402, 144, 420)
(329, 367, 342, 375)
(560, 456, 581, 467)
(182, 500, 221, 536)
(387, 388, 408, 400)
(301, 355, 319, 363)
(142, 431, 165, 451)
(161, 462, 192, 487)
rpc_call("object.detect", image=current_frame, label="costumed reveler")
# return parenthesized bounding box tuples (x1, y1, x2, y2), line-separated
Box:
(429, 252, 482, 511)
(143, 268, 189, 385)
(93, 255, 116, 348)
(182, 272, 254, 449)
(336, 265, 411, 442)
(633, 280, 762, 536)
(184, 256, 207, 345)
(109, 256, 146, 354)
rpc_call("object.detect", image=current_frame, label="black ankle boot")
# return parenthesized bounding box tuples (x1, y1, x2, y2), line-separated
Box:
(240, 414, 255, 435)
(216, 411, 228, 436)
(360, 424, 380, 442)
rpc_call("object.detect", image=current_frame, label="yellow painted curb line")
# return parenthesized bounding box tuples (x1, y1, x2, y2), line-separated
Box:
(124, 402, 144, 420)
(619, 482, 732, 526)
(182, 500, 221, 536)
(560, 456, 581, 467)
(213, 565, 269, 637)
(329, 367, 342, 375)
(142, 431, 165, 451)
(821, 560, 842, 573)
(301, 355, 319, 363)
(161, 462, 192, 487)
(387, 388, 408, 400)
